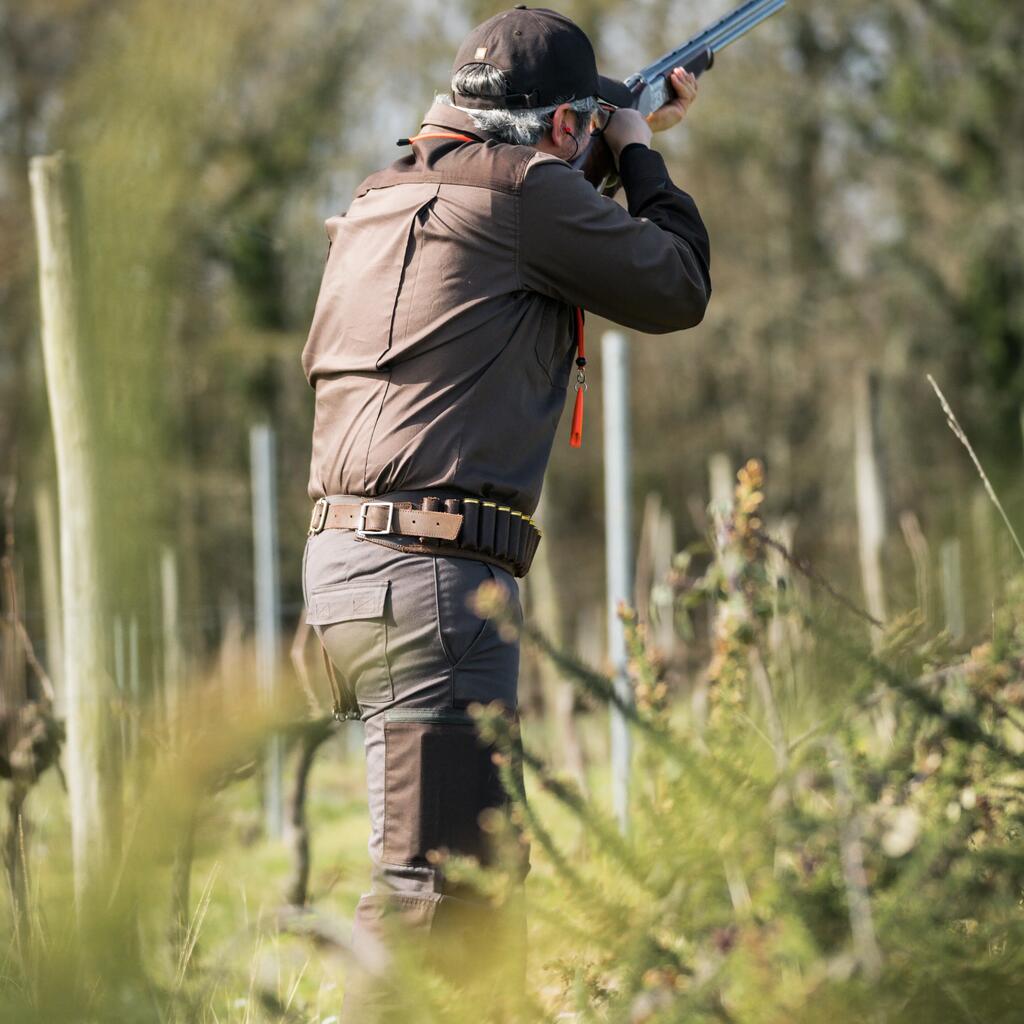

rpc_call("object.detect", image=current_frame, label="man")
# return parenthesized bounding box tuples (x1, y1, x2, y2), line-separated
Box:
(301, 5, 709, 1018)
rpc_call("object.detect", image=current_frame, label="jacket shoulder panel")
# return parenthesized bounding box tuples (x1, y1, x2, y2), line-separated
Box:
(520, 150, 595, 198)
(355, 140, 538, 198)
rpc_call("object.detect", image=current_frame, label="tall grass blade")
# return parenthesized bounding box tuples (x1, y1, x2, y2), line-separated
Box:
(927, 374, 1024, 563)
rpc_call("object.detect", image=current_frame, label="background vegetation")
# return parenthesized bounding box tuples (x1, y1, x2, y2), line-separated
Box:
(2, 0, 1024, 1020)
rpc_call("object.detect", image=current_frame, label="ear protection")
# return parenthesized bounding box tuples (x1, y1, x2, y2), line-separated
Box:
(562, 119, 580, 160)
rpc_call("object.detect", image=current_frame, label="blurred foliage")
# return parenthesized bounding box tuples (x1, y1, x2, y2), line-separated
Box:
(4, 1, 1024, 1018)
(3, 464, 1024, 1021)
(467, 462, 1024, 1023)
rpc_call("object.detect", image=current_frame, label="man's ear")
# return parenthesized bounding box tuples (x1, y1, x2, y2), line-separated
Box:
(551, 103, 577, 142)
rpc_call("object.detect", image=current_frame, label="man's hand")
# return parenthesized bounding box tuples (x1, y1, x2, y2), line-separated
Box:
(602, 108, 653, 161)
(646, 66, 699, 133)
(602, 65, 699, 165)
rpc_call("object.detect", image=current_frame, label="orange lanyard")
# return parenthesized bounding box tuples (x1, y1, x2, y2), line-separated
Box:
(569, 307, 587, 447)
(397, 131, 477, 145)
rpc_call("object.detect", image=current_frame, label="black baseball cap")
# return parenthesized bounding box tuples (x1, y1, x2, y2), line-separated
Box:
(451, 5, 633, 110)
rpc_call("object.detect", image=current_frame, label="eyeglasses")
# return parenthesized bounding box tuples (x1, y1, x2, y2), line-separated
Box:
(590, 101, 620, 134)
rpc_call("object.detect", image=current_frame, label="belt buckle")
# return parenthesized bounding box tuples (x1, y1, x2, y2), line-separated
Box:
(308, 498, 329, 536)
(357, 500, 395, 537)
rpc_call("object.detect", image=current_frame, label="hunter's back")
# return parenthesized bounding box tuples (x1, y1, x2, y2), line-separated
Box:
(302, 107, 575, 515)
(303, 101, 711, 514)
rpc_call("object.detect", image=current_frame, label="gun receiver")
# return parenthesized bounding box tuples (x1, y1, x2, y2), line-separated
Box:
(572, 0, 786, 193)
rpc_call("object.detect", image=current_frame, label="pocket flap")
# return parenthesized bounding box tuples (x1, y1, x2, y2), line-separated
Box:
(306, 580, 388, 626)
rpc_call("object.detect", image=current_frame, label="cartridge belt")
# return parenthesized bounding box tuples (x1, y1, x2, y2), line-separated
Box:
(307, 494, 541, 578)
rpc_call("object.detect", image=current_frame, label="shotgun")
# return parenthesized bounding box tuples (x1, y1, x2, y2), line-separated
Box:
(573, 0, 787, 194)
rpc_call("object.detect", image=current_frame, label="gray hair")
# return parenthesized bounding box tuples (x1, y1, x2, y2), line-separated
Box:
(437, 63, 597, 146)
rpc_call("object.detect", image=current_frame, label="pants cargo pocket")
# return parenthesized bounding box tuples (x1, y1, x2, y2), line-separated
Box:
(307, 579, 394, 705)
(382, 709, 507, 867)
(434, 558, 522, 709)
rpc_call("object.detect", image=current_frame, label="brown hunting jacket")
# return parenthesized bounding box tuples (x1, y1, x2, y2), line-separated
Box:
(302, 101, 711, 515)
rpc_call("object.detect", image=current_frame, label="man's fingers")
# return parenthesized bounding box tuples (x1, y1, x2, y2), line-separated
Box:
(669, 66, 698, 102)
(647, 67, 699, 130)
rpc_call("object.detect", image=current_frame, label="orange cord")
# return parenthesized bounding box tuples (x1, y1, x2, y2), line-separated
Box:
(569, 307, 586, 448)
(404, 131, 477, 144)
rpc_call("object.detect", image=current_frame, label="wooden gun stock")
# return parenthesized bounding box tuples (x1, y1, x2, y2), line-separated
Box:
(571, 131, 618, 195)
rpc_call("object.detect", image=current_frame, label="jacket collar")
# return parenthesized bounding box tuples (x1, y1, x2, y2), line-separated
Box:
(419, 101, 498, 143)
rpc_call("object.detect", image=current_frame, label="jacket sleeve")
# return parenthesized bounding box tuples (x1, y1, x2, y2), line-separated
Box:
(518, 145, 711, 334)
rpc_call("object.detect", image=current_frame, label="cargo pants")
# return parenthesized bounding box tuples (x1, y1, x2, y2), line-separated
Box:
(302, 494, 529, 1020)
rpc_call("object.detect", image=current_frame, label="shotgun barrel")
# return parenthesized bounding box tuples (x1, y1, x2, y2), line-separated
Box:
(628, 0, 786, 115)
(572, 0, 786, 190)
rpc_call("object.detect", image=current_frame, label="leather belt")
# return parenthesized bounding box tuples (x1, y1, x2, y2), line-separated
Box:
(307, 495, 541, 578)
(309, 500, 462, 541)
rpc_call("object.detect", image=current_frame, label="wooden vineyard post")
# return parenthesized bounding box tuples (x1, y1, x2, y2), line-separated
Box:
(940, 538, 965, 641)
(853, 368, 887, 645)
(529, 492, 588, 794)
(160, 546, 183, 741)
(602, 331, 633, 834)
(250, 423, 283, 839)
(708, 453, 734, 514)
(30, 153, 116, 899)
(971, 487, 998, 623)
(33, 485, 63, 708)
(899, 511, 931, 628)
(635, 492, 676, 661)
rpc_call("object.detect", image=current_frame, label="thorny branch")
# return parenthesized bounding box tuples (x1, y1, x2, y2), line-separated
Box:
(753, 527, 884, 629)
